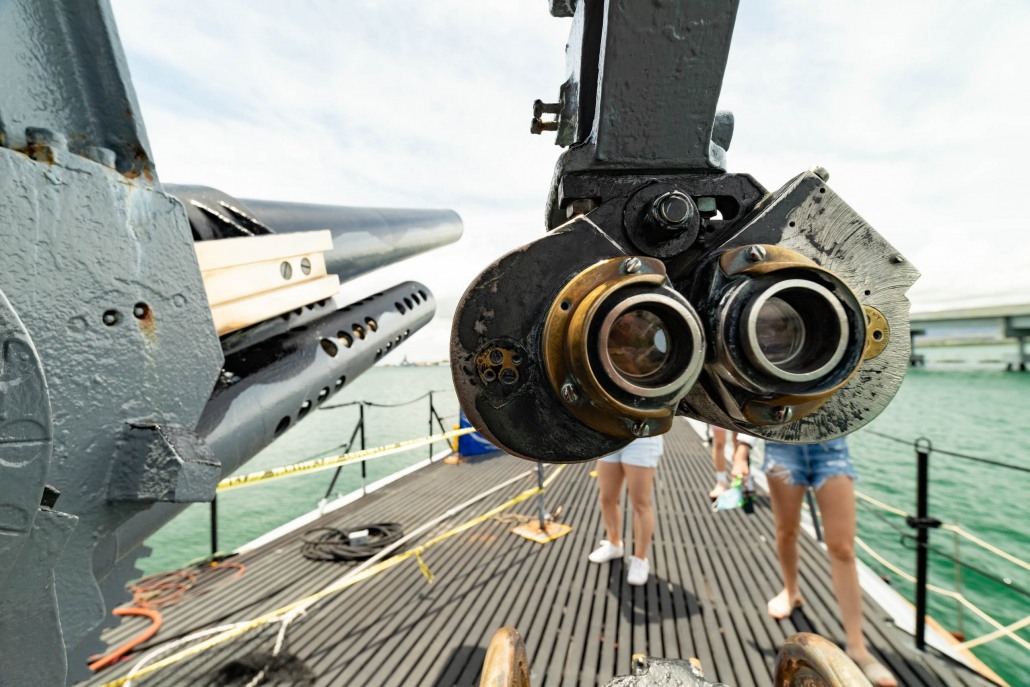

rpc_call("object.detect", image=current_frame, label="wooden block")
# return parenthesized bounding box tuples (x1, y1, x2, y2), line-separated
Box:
(210, 275, 340, 336)
(202, 253, 328, 307)
(194, 231, 333, 271)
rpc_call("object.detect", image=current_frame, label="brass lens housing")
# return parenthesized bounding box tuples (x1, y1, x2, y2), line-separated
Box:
(708, 244, 867, 426)
(543, 257, 705, 439)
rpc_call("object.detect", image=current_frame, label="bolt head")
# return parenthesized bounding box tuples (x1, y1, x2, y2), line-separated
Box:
(809, 165, 830, 182)
(747, 245, 767, 263)
(651, 191, 696, 230)
(622, 257, 643, 274)
(560, 383, 578, 403)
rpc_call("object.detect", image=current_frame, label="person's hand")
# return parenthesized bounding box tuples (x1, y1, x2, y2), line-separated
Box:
(731, 455, 749, 478)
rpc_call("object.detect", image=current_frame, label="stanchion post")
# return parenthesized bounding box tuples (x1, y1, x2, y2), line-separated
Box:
(210, 496, 218, 557)
(428, 392, 435, 461)
(907, 437, 940, 651)
(806, 489, 823, 543)
(536, 463, 548, 532)
(360, 403, 367, 494)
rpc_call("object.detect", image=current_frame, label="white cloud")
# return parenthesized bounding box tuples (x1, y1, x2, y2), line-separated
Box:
(110, 0, 1030, 360)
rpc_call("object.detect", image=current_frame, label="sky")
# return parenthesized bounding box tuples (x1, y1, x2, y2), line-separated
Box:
(109, 0, 1030, 362)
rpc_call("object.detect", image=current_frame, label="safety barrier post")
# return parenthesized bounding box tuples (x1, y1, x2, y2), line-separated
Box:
(806, 489, 823, 542)
(359, 404, 367, 494)
(428, 392, 435, 461)
(907, 437, 940, 651)
(535, 463, 548, 532)
(210, 496, 218, 557)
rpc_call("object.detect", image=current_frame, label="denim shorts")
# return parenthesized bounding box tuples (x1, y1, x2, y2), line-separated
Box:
(761, 438, 856, 490)
(598, 435, 663, 469)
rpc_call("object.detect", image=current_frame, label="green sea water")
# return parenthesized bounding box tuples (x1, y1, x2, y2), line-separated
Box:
(140, 346, 1029, 683)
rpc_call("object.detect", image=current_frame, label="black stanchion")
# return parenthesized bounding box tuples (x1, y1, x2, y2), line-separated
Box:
(210, 496, 218, 557)
(906, 437, 940, 651)
(359, 404, 367, 493)
(806, 489, 823, 543)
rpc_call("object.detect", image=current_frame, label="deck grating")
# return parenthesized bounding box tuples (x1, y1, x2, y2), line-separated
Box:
(81, 422, 1000, 687)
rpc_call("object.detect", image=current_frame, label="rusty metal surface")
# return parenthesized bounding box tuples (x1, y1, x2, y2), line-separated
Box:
(774, 633, 872, 687)
(479, 627, 531, 687)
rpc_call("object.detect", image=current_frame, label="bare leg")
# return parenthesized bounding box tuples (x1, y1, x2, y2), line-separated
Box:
(815, 476, 895, 686)
(625, 465, 656, 559)
(711, 428, 726, 474)
(767, 468, 807, 607)
(596, 461, 625, 547)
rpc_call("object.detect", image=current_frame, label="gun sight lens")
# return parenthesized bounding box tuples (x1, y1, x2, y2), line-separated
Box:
(755, 297, 805, 365)
(607, 309, 670, 379)
(744, 279, 848, 383)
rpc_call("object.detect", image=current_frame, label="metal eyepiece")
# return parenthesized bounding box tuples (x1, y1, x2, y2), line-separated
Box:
(599, 294, 703, 398)
(742, 279, 849, 383)
(700, 244, 867, 427)
(544, 257, 705, 439)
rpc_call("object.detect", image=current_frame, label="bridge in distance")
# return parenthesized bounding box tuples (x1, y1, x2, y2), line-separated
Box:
(909, 302, 1030, 370)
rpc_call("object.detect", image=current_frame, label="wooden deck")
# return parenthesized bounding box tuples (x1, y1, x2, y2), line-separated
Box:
(83, 421, 999, 686)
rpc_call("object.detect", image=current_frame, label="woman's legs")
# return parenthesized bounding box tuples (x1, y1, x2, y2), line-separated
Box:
(624, 465, 656, 559)
(596, 461, 625, 547)
(710, 428, 728, 498)
(767, 469, 807, 607)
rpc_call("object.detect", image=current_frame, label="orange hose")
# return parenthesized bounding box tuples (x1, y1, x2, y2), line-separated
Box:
(88, 607, 163, 672)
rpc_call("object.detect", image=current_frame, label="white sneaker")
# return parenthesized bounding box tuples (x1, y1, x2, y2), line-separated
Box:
(627, 556, 649, 585)
(588, 540, 624, 563)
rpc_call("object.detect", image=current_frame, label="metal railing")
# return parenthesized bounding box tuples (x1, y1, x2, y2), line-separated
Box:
(209, 390, 459, 556)
(821, 430, 1030, 657)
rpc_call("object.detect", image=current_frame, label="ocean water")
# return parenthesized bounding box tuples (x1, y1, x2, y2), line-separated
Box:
(140, 345, 1029, 683)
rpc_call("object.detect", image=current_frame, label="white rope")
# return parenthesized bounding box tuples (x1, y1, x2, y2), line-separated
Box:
(854, 490, 1030, 572)
(941, 523, 1030, 573)
(855, 536, 1030, 652)
(242, 608, 307, 687)
(955, 614, 1030, 651)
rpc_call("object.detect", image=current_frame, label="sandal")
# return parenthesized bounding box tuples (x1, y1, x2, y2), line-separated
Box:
(766, 591, 803, 619)
(848, 653, 897, 687)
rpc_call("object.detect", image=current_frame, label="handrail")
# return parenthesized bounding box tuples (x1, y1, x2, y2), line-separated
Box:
(853, 490, 1030, 573)
(854, 536, 1030, 653)
(862, 429, 1030, 474)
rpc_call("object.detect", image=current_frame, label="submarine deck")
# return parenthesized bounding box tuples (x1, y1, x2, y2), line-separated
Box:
(83, 421, 999, 687)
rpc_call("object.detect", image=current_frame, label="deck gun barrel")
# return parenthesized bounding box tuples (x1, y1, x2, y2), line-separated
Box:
(450, 0, 919, 461)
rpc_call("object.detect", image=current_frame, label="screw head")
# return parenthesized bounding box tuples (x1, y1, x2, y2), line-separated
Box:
(280, 261, 293, 279)
(771, 406, 794, 423)
(102, 310, 120, 326)
(747, 245, 767, 263)
(560, 383, 578, 403)
(632, 420, 650, 437)
(622, 257, 643, 274)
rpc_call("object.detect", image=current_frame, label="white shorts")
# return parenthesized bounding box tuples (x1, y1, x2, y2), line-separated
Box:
(598, 435, 663, 469)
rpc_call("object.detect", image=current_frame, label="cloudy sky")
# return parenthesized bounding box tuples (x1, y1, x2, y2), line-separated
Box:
(109, 1, 1030, 362)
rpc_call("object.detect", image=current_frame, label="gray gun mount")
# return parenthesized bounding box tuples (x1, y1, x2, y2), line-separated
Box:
(452, 0, 919, 461)
(0, 1, 460, 683)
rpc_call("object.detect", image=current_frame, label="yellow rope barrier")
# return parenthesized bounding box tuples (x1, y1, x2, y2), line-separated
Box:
(216, 427, 475, 492)
(101, 464, 566, 687)
(855, 536, 1030, 653)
